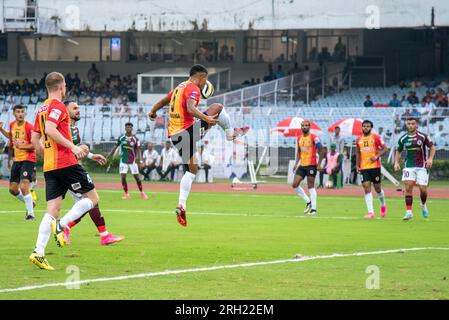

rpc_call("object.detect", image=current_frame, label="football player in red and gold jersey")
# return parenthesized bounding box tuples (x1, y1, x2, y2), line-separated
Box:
(356, 120, 388, 219)
(292, 120, 324, 215)
(29, 72, 100, 270)
(0, 104, 36, 220)
(148, 64, 249, 227)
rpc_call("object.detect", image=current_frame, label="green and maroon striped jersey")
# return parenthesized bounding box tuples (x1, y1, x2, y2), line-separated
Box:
(116, 134, 140, 164)
(70, 124, 81, 146)
(397, 131, 433, 168)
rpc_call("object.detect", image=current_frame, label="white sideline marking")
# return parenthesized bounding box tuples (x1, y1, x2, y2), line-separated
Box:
(1, 247, 448, 293)
(1, 209, 449, 221)
(0, 209, 399, 221)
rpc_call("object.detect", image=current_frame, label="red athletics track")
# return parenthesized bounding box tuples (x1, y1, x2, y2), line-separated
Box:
(1, 181, 448, 199)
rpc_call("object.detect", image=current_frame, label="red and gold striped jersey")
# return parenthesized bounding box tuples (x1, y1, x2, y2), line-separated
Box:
(9, 120, 36, 162)
(356, 133, 385, 170)
(167, 81, 200, 137)
(297, 133, 321, 166)
(33, 99, 78, 172)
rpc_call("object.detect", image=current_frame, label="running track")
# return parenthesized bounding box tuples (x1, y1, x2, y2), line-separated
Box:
(1, 181, 448, 198)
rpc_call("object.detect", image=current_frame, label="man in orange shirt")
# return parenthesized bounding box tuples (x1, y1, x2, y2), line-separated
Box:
(29, 72, 100, 270)
(0, 105, 36, 220)
(292, 120, 324, 215)
(356, 120, 388, 219)
(148, 64, 249, 226)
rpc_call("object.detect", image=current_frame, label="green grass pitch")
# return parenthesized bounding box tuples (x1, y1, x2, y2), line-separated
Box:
(0, 185, 448, 300)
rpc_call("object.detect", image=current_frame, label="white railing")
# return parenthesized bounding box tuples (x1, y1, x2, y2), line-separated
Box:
(206, 68, 325, 108)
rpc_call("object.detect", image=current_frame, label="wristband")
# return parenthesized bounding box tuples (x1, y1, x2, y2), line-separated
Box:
(87, 152, 94, 159)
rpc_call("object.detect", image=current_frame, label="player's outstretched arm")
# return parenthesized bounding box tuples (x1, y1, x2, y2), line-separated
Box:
(0, 122, 11, 140)
(186, 99, 219, 125)
(148, 95, 171, 120)
(91, 154, 107, 166)
(106, 145, 118, 160)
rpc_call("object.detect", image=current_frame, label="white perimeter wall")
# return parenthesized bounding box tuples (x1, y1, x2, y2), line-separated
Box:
(36, 0, 449, 32)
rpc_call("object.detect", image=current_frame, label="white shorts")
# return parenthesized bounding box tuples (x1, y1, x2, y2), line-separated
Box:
(119, 162, 139, 175)
(402, 167, 429, 185)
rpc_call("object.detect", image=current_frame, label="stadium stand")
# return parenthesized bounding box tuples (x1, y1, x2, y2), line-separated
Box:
(1, 65, 449, 152)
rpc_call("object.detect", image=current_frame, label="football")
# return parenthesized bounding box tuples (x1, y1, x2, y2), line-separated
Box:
(201, 80, 214, 99)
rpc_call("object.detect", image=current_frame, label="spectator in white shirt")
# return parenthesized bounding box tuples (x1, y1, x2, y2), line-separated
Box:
(141, 142, 160, 181)
(159, 141, 179, 181)
(195, 145, 213, 183)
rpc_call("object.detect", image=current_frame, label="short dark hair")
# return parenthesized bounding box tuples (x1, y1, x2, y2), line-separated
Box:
(407, 117, 418, 122)
(62, 99, 77, 107)
(362, 120, 374, 127)
(125, 122, 133, 127)
(13, 104, 26, 112)
(189, 64, 208, 77)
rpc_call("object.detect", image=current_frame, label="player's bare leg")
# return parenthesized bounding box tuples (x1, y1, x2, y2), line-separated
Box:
(307, 175, 317, 215)
(403, 181, 415, 220)
(121, 173, 130, 199)
(418, 184, 429, 218)
(292, 174, 311, 214)
(373, 182, 387, 218)
(176, 159, 198, 227)
(205, 103, 249, 140)
(362, 181, 376, 219)
(133, 174, 148, 200)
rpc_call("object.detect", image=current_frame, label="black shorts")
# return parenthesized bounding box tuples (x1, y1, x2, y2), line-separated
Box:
(295, 165, 317, 178)
(10, 161, 35, 183)
(170, 116, 209, 164)
(44, 164, 95, 201)
(360, 168, 382, 184)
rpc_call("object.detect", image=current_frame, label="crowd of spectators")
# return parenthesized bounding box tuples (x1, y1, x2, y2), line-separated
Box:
(0, 64, 138, 106)
(241, 62, 305, 87)
(362, 80, 449, 132)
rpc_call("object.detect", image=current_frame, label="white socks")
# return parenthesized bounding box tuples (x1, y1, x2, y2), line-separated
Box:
(179, 171, 196, 209)
(34, 213, 54, 256)
(309, 188, 317, 210)
(217, 107, 234, 140)
(23, 193, 34, 216)
(377, 190, 386, 206)
(218, 107, 231, 130)
(60, 198, 94, 228)
(365, 193, 374, 213)
(295, 186, 311, 204)
(15, 190, 24, 202)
